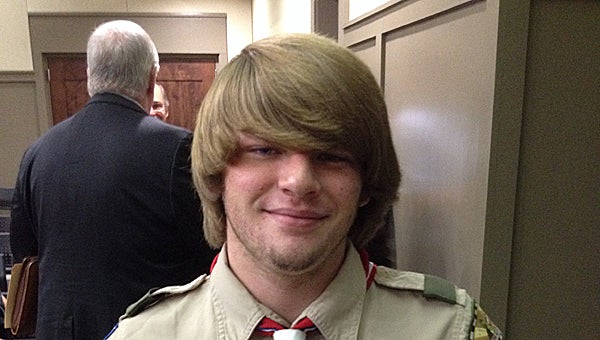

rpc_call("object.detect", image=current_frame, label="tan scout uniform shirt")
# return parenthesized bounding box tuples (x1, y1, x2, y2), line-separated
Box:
(107, 245, 501, 339)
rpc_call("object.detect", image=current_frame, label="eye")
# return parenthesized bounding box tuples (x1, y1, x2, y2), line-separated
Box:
(249, 146, 280, 157)
(236, 134, 283, 159)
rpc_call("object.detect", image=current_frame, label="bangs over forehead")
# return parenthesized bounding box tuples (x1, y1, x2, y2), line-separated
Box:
(210, 34, 386, 159)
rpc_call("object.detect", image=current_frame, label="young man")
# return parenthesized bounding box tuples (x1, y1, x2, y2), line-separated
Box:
(107, 33, 501, 339)
(10, 20, 214, 339)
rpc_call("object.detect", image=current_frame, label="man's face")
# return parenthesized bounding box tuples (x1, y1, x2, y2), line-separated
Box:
(149, 86, 168, 121)
(222, 133, 364, 275)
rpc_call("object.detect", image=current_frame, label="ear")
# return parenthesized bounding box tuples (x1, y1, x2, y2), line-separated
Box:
(142, 68, 158, 111)
(359, 196, 370, 207)
(147, 68, 158, 97)
(207, 176, 225, 198)
(209, 184, 223, 197)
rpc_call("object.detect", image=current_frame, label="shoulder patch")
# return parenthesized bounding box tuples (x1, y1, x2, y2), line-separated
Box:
(374, 266, 425, 291)
(472, 303, 503, 340)
(122, 274, 209, 319)
(423, 274, 457, 305)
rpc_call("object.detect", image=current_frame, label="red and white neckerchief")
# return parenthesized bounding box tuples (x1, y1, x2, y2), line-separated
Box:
(210, 248, 378, 338)
(255, 317, 317, 337)
(359, 248, 378, 290)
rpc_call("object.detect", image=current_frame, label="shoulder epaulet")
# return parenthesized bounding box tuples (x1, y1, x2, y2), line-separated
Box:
(374, 267, 460, 305)
(122, 274, 209, 319)
(423, 274, 457, 304)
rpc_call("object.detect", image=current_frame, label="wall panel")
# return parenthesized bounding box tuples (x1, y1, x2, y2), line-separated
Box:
(0, 75, 38, 187)
(341, 0, 500, 301)
(0, 1, 33, 71)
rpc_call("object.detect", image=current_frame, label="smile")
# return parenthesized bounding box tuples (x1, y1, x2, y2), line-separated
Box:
(265, 208, 327, 228)
(267, 208, 326, 219)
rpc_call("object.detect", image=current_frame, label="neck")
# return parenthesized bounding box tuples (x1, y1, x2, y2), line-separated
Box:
(104, 91, 149, 112)
(226, 240, 347, 323)
(135, 93, 152, 113)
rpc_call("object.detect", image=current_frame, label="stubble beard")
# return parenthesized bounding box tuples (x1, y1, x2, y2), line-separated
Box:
(261, 230, 348, 277)
(228, 217, 347, 276)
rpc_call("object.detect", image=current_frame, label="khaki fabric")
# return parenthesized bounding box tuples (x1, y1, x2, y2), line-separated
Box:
(107, 244, 502, 339)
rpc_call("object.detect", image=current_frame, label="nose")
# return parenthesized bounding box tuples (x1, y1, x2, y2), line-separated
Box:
(278, 153, 321, 198)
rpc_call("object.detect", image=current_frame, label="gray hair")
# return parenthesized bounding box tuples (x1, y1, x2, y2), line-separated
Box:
(87, 20, 159, 99)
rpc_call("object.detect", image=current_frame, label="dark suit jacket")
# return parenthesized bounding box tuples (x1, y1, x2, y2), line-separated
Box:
(10, 93, 216, 340)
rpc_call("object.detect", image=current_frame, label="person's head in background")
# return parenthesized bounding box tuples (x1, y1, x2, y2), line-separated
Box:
(150, 84, 170, 121)
(191, 33, 401, 256)
(86, 20, 159, 111)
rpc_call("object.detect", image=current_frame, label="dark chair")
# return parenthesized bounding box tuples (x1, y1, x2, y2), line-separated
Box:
(0, 231, 10, 292)
(0, 188, 13, 210)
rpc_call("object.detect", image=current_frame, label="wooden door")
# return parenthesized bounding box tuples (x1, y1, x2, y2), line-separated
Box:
(47, 55, 89, 125)
(155, 57, 216, 131)
(47, 54, 216, 131)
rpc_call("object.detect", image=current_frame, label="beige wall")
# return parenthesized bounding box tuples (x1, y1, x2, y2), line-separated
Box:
(341, 0, 501, 302)
(0, 1, 33, 71)
(25, 0, 253, 61)
(341, 0, 600, 337)
(505, 1, 599, 337)
(252, 0, 312, 40)
(0, 76, 38, 188)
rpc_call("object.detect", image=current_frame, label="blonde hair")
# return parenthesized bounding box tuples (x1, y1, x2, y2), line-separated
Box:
(192, 33, 400, 249)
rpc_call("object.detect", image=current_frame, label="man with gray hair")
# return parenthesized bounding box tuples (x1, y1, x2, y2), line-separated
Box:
(10, 20, 215, 339)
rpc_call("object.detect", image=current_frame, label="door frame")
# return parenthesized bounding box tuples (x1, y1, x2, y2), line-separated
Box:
(30, 13, 228, 135)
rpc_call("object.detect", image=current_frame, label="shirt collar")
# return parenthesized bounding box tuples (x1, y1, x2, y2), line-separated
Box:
(210, 242, 366, 340)
(102, 91, 148, 113)
(211, 244, 266, 339)
(301, 243, 365, 339)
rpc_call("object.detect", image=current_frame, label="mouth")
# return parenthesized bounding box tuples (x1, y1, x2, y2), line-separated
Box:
(265, 208, 327, 228)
